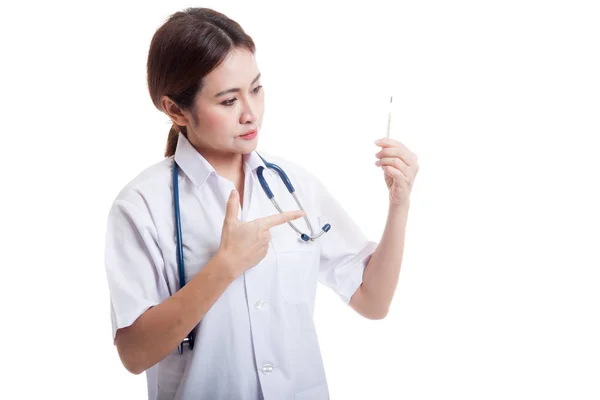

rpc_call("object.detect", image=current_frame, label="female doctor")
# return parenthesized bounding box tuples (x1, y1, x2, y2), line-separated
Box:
(104, 7, 419, 400)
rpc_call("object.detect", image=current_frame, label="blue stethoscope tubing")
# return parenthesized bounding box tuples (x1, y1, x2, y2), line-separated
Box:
(172, 153, 331, 353)
(172, 159, 194, 354)
(255, 153, 330, 242)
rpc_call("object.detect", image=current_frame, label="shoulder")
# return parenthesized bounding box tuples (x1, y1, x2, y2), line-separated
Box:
(108, 157, 173, 216)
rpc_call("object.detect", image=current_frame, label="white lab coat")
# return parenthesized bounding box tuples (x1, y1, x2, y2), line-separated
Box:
(104, 133, 377, 399)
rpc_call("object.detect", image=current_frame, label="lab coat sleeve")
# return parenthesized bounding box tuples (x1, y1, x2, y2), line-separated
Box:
(104, 198, 170, 339)
(314, 177, 379, 305)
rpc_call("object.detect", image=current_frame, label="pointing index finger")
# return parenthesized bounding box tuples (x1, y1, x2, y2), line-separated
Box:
(260, 210, 306, 229)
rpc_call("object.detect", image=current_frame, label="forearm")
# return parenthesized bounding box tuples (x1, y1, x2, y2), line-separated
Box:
(353, 202, 410, 318)
(116, 252, 235, 374)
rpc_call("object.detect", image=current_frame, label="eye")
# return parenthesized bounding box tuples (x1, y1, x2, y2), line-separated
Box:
(252, 85, 263, 94)
(221, 98, 237, 106)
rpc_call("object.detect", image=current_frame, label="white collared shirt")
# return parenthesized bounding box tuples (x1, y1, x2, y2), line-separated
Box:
(104, 134, 378, 400)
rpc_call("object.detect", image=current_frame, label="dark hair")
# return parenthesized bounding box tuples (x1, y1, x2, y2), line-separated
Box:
(146, 8, 256, 157)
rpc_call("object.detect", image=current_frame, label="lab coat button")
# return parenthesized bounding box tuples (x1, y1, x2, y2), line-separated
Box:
(261, 363, 274, 374)
(254, 300, 265, 310)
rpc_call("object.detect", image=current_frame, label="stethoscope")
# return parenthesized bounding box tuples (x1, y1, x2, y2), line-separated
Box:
(172, 153, 331, 354)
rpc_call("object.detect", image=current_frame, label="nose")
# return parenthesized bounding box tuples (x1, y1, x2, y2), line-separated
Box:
(239, 99, 258, 125)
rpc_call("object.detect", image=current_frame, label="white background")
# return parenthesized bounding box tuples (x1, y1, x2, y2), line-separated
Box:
(1, 0, 599, 399)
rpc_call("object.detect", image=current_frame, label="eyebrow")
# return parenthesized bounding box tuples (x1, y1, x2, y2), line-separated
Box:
(214, 73, 261, 98)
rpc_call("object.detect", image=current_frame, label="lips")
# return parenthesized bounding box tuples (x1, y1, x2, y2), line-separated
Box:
(238, 129, 258, 140)
(241, 130, 257, 137)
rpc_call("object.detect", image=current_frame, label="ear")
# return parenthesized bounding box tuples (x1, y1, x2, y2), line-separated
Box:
(160, 95, 190, 127)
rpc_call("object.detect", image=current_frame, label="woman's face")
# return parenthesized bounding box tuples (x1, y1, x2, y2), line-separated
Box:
(185, 48, 264, 157)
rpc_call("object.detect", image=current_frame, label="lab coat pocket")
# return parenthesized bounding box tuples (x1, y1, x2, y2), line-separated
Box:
(275, 248, 316, 305)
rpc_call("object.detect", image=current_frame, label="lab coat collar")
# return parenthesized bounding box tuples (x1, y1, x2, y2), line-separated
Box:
(173, 132, 266, 188)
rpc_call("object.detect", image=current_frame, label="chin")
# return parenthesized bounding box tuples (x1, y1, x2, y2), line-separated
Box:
(238, 139, 259, 152)
(242, 143, 259, 154)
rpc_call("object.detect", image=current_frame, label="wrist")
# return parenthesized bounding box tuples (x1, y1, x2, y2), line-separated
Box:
(389, 199, 410, 213)
(212, 250, 238, 281)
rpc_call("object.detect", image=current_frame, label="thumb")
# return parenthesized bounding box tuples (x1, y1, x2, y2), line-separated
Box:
(225, 189, 240, 221)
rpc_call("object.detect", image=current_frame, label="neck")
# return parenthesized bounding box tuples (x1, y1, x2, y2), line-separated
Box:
(186, 134, 246, 185)
(201, 148, 244, 183)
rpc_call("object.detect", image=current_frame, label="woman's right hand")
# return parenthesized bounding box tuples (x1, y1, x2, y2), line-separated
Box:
(218, 189, 305, 277)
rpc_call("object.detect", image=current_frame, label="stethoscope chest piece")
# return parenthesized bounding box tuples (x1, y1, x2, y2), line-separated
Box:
(177, 334, 194, 354)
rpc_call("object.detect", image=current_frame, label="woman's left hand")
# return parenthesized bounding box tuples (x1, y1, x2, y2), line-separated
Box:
(374, 138, 419, 207)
